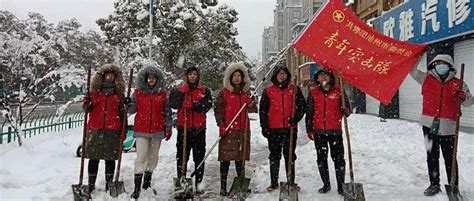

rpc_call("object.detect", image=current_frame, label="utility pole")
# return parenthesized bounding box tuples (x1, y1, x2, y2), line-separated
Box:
(148, 0, 154, 59)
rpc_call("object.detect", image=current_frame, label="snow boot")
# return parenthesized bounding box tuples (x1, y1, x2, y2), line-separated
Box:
(220, 174, 227, 196)
(268, 159, 279, 192)
(267, 184, 279, 192)
(130, 173, 143, 199)
(142, 171, 152, 190)
(336, 167, 345, 195)
(317, 161, 331, 193)
(105, 173, 113, 192)
(318, 183, 331, 193)
(424, 184, 441, 196)
(88, 174, 97, 193)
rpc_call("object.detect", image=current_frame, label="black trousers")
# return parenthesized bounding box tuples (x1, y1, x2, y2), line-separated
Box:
(267, 129, 297, 186)
(423, 126, 459, 186)
(220, 161, 243, 176)
(314, 134, 345, 188)
(176, 127, 206, 186)
(88, 159, 115, 182)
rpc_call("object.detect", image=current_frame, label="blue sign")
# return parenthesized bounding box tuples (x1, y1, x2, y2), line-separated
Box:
(378, 0, 474, 44)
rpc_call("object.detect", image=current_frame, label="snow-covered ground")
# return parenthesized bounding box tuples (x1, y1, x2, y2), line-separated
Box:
(1, 110, 473, 200)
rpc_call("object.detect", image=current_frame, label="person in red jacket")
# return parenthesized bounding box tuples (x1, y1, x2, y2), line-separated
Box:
(259, 63, 306, 192)
(305, 68, 350, 195)
(410, 54, 473, 196)
(127, 64, 172, 199)
(214, 63, 257, 196)
(168, 65, 213, 194)
(82, 64, 125, 193)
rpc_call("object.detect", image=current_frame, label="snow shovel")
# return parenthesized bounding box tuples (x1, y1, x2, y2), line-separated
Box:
(445, 64, 465, 201)
(72, 66, 92, 201)
(339, 73, 365, 201)
(173, 103, 194, 199)
(228, 111, 251, 199)
(109, 68, 134, 197)
(280, 49, 299, 201)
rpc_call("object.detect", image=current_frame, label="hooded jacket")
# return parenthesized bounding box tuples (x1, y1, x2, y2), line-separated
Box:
(129, 65, 172, 138)
(215, 63, 254, 131)
(410, 54, 473, 135)
(87, 64, 125, 131)
(168, 66, 212, 128)
(259, 65, 306, 130)
(306, 69, 351, 134)
(215, 63, 253, 161)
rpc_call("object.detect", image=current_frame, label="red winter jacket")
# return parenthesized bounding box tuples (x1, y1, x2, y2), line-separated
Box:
(265, 84, 297, 129)
(422, 75, 462, 121)
(308, 85, 344, 130)
(175, 84, 208, 128)
(133, 89, 168, 133)
(88, 92, 122, 131)
(222, 88, 251, 131)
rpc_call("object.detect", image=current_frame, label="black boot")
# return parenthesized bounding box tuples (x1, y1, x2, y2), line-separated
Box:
(130, 173, 143, 199)
(424, 184, 441, 196)
(267, 160, 279, 192)
(220, 174, 227, 196)
(88, 174, 97, 193)
(317, 160, 331, 194)
(105, 174, 113, 192)
(143, 172, 152, 190)
(318, 184, 331, 193)
(335, 167, 345, 195)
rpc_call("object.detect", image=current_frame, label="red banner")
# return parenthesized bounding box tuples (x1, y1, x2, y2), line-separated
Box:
(293, 0, 427, 105)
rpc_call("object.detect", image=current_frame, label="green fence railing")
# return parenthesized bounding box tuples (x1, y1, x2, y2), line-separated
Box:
(0, 112, 84, 145)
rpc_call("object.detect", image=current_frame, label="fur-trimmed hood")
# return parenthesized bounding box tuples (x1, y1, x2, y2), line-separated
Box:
(223, 63, 251, 92)
(90, 64, 125, 94)
(136, 64, 166, 93)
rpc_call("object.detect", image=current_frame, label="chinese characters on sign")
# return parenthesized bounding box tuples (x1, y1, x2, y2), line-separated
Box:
(379, 0, 473, 43)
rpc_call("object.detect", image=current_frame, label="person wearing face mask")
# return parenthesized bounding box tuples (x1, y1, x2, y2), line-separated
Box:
(126, 64, 173, 199)
(305, 68, 350, 195)
(214, 63, 257, 196)
(410, 54, 473, 196)
(259, 63, 306, 192)
(168, 65, 213, 195)
(82, 64, 125, 193)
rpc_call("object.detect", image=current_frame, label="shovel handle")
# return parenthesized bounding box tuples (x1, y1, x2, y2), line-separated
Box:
(78, 66, 92, 186)
(449, 64, 464, 187)
(339, 69, 355, 183)
(114, 68, 134, 182)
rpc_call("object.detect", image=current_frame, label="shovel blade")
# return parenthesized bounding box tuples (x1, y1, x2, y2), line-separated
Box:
(173, 177, 193, 199)
(228, 176, 251, 199)
(445, 184, 463, 201)
(72, 184, 91, 201)
(279, 182, 298, 201)
(342, 183, 365, 201)
(108, 181, 125, 198)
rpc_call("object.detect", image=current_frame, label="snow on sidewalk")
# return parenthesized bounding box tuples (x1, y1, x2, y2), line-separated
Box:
(1, 111, 473, 200)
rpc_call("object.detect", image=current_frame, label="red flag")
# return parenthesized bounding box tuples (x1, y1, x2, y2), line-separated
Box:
(293, 0, 427, 105)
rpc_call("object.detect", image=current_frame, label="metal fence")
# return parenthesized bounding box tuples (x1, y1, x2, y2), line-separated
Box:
(0, 112, 84, 144)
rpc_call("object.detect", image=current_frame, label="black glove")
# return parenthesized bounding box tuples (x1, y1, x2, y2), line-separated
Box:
(288, 117, 298, 126)
(124, 97, 132, 106)
(262, 127, 270, 138)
